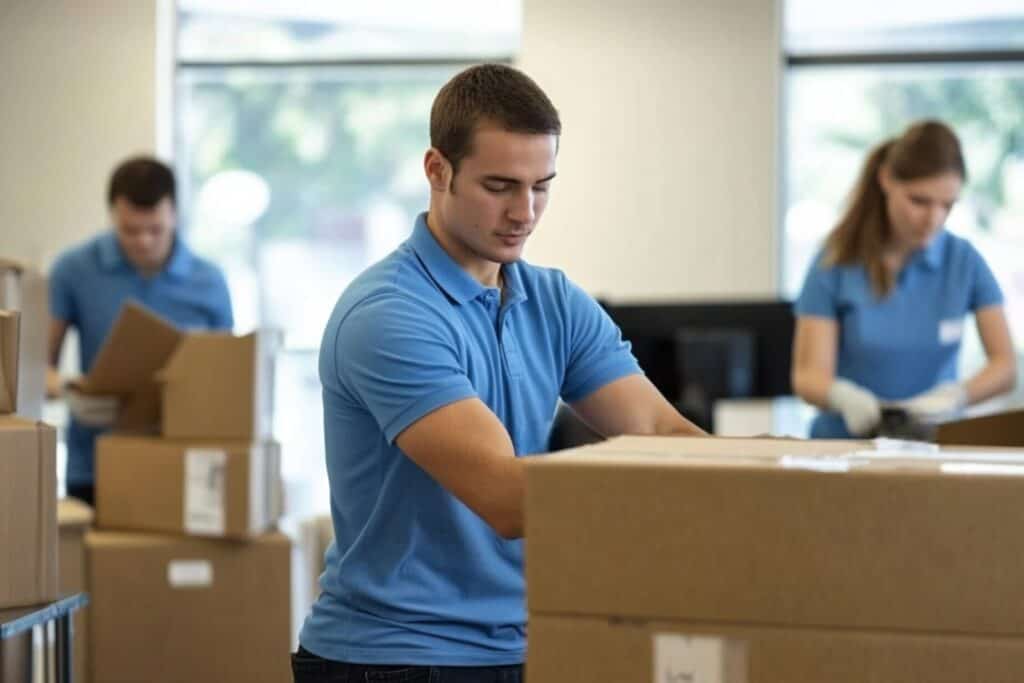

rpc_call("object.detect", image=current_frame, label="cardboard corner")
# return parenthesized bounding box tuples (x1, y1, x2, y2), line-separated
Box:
(0, 310, 21, 414)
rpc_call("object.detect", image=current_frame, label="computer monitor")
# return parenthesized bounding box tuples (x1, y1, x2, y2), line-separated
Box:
(600, 299, 795, 430)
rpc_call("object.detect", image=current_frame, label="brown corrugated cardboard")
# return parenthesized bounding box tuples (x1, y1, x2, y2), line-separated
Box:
(0, 310, 19, 413)
(95, 434, 282, 538)
(528, 615, 1024, 683)
(71, 301, 183, 431)
(58, 498, 93, 683)
(159, 329, 278, 440)
(0, 260, 47, 419)
(936, 409, 1024, 447)
(525, 435, 1024, 637)
(0, 415, 57, 609)
(86, 530, 291, 683)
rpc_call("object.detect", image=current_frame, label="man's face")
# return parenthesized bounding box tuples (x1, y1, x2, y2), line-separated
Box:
(431, 124, 557, 278)
(111, 196, 176, 273)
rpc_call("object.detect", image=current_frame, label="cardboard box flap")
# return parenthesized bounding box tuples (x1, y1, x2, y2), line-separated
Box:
(0, 310, 19, 413)
(77, 302, 183, 395)
(58, 497, 95, 528)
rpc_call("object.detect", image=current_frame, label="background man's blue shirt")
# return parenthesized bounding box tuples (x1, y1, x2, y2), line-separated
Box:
(301, 213, 640, 665)
(49, 231, 233, 485)
(795, 230, 1003, 438)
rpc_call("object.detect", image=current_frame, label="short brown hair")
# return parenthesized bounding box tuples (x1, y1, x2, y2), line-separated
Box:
(108, 156, 176, 208)
(430, 63, 561, 173)
(824, 120, 966, 297)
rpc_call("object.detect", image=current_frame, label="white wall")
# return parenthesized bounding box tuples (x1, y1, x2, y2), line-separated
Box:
(519, 0, 781, 301)
(0, 0, 162, 270)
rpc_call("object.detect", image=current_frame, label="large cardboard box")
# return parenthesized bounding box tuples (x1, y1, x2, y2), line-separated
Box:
(158, 329, 279, 440)
(529, 614, 1024, 683)
(0, 416, 57, 609)
(95, 434, 282, 539)
(525, 435, 1024, 637)
(87, 530, 291, 683)
(58, 498, 93, 683)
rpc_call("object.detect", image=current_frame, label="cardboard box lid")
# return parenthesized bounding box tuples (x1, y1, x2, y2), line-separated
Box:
(75, 302, 183, 395)
(0, 310, 19, 414)
(526, 435, 1024, 637)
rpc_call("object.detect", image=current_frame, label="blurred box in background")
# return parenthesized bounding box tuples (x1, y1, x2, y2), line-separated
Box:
(59, 497, 93, 683)
(0, 260, 47, 419)
(87, 530, 291, 683)
(1, 308, 57, 610)
(95, 435, 282, 539)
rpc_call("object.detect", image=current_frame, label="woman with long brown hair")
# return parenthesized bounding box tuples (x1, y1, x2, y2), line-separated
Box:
(791, 120, 1016, 438)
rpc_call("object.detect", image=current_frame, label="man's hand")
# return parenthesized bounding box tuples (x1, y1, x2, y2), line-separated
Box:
(65, 386, 120, 427)
(897, 382, 966, 422)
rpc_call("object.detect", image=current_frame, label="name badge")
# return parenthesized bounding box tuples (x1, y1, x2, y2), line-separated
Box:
(939, 318, 964, 345)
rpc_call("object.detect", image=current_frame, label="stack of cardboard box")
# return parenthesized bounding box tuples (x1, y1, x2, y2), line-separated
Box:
(526, 435, 1024, 682)
(0, 309, 58, 612)
(83, 302, 291, 683)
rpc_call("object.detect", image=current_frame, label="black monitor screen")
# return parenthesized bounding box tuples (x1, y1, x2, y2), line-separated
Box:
(600, 299, 795, 429)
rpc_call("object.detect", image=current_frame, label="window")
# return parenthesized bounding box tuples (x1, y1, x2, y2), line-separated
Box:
(782, 2, 1024, 394)
(173, 3, 521, 623)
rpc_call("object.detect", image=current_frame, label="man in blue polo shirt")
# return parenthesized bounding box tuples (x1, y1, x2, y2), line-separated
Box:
(295, 64, 705, 682)
(48, 156, 233, 504)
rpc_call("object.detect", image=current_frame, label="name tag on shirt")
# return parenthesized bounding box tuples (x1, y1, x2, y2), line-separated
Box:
(939, 318, 964, 345)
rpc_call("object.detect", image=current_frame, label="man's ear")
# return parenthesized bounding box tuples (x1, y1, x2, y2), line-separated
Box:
(424, 148, 452, 192)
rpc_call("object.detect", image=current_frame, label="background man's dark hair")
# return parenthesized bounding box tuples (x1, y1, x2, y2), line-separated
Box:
(107, 156, 176, 208)
(430, 64, 561, 175)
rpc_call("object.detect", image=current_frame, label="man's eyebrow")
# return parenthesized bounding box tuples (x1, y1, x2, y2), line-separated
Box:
(482, 172, 558, 185)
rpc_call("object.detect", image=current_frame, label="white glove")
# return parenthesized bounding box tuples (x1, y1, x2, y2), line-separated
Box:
(897, 382, 966, 421)
(827, 379, 882, 437)
(65, 386, 120, 428)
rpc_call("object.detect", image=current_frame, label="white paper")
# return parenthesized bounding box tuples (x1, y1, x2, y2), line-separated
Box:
(653, 634, 726, 683)
(184, 449, 227, 536)
(167, 560, 213, 588)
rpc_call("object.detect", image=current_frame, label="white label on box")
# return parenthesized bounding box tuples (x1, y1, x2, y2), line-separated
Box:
(653, 634, 726, 683)
(167, 560, 213, 588)
(184, 449, 227, 536)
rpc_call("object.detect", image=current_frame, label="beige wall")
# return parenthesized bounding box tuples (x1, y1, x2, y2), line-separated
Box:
(0, 0, 161, 270)
(519, 0, 781, 300)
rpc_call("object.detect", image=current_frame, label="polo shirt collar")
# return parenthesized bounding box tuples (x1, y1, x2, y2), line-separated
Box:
(98, 231, 192, 277)
(408, 213, 488, 305)
(917, 229, 947, 271)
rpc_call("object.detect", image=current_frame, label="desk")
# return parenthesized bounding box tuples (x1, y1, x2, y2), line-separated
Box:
(1, 593, 87, 683)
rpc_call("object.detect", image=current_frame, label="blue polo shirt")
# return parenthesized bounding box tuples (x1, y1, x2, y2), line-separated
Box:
(795, 230, 1003, 438)
(301, 213, 640, 665)
(49, 232, 233, 485)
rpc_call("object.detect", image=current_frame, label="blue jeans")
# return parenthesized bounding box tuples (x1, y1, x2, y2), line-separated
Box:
(291, 646, 524, 682)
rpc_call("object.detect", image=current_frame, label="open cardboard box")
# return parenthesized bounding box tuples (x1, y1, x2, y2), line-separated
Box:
(71, 301, 278, 439)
